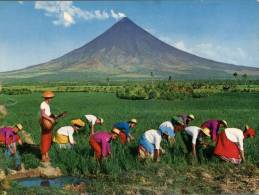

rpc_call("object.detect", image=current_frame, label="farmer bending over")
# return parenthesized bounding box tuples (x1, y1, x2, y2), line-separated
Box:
(201, 119, 228, 142)
(178, 114, 195, 127)
(89, 129, 120, 160)
(182, 126, 211, 158)
(159, 116, 185, 143)
(113, 118, 137, 144)
(214, 125, 256, 164)
(83, 114, 104, 135)
(0, 124, 23, 170)
(138, 127, 174, 162)
(53, 119, 85, 149)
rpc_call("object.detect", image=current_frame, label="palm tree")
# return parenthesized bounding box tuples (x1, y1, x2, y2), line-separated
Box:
(106, 77, 110, 86)
(233, 72, 238, 79)
(150, 72, 154, 85)
(242, 73, 248, 87)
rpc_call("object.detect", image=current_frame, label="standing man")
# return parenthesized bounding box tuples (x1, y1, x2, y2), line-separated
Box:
(53, 119, 85, 149)
(113, 119, 137, 144)
(40, 90, 55, 162)
(83, 114, 104, 135)
(178, 114, 195, 127)
(201, 119, 228, 142)
(89, 129, 120, 160)
(0, 124, 23, 170)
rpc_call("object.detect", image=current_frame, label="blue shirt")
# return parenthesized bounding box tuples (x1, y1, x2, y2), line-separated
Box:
(113, 122, 131, 136)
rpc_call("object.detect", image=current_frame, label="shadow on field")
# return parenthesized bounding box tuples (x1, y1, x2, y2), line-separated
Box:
(18, 143, 41, 159)
(128, 145, 138, 158)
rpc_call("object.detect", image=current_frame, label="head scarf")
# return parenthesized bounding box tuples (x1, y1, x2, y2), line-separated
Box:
(243, 127, 256, 139)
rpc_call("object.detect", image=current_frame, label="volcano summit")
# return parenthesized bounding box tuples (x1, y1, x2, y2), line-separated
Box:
(2, 17, 259, 80)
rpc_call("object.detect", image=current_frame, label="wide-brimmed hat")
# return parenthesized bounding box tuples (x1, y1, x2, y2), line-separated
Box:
(42, 91, 55, 98)
(160, 127, 175, 137)
(112, 128, 120, 135)
(188, 114, 195, 120)
(15, 123, 23, 130)
(98, 117, 104, 124)
(171, 116, 184, 125)
(200, 127, 211, 137)
(71, 119, 85, 127)
(130, 118, 137, 124)
(221, 120, 228, 127)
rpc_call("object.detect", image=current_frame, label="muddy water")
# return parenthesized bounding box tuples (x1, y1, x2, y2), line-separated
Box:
(16, 176, 88, 188)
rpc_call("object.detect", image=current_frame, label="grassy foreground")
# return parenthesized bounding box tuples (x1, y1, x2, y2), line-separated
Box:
(1, 92, 259, 194)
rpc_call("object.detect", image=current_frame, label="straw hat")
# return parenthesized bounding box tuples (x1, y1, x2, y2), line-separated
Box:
(42, 91, 55, 98)
(172, 116, 184, 125)
(188, 114, 195, 120)
(130, 118, 137, 124)
(98, 117, 104, 124)
(200, 127, 211, 137)
(221, 120, 228, 127)
(160, 127, 175, 137)
(112, 128, 120, 135)
(71, 119, 85, 127)
(15, 123, 23, 130)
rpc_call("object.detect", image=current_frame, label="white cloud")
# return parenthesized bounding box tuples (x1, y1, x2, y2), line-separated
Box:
(257, 0, 259, 3)
(53, 11, 75, 27)
(17, 1, 24, 4)
(34, 1, 126, 27)
(159, 36, 252, 66)
(185, 43, 248, 65)
(111, 9, 126, 20)
(174, 41, 187, 51)
(143, 27, 156, 34)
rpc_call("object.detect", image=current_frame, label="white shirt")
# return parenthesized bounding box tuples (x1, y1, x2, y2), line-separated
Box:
(57, 126, 75, 144)
(40, 101, 51, 116)
(225, 128, 244, 151)
(185, 126, 201, 145)
(84, 114, 97, 126)
(159, 121, 174, 132)
(144, 129, 162, 150)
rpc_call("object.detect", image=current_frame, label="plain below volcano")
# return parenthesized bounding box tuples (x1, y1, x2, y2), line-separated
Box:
(1, 17, 259, 81)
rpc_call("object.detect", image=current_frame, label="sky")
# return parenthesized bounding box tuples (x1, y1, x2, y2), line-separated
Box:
(0, 0, 259, 72)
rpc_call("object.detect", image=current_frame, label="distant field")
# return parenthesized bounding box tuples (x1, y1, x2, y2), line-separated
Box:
(1, 92, 259, 193)
(1, 81, 259, 96)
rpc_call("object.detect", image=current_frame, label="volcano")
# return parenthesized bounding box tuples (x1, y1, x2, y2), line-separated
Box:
(2, 17, 259, 81)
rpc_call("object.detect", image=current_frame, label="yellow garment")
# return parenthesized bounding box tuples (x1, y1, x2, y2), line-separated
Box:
(53, 134, 69, 144)
(71, 119, 85, 127)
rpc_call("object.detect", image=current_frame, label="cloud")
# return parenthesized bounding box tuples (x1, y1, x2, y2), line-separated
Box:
(17, 1, 24, 4)
(174, 41, 187, 51)
(175, 41, 249, 65)
(111, 9, 126, 20)
(34, 1, 126, 27)
(159, 36, 252, 66)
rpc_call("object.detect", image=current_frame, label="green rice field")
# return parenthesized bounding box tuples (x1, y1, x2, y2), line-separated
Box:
(1, 91, 259, 194)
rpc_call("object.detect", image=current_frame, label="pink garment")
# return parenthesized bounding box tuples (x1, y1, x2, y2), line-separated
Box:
(0, 127, 16, 146)
(92, 131, 112, 157)
(201, 119, 221, 141)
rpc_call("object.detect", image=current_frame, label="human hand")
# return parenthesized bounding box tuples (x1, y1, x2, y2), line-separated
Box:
(51, 118, 56, 124)
(160, 148, 166, 154)
(10, 150, 15, 156)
